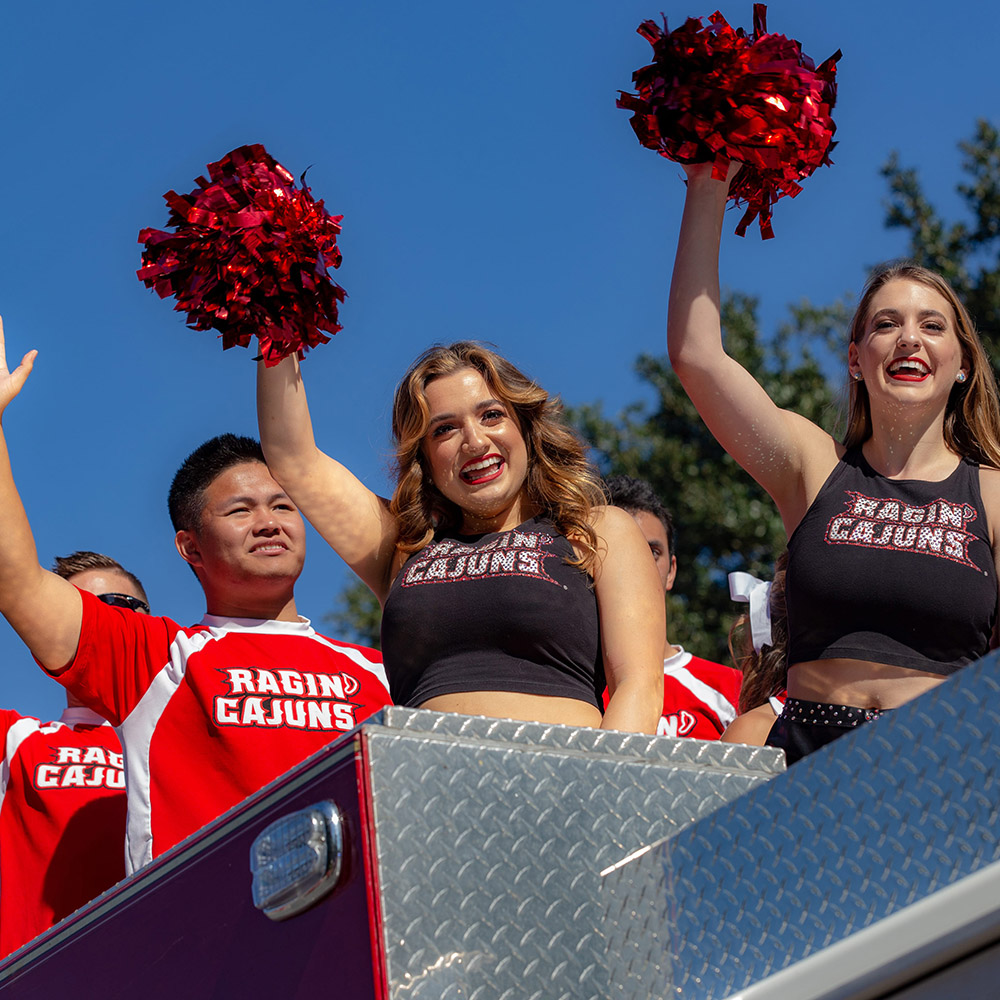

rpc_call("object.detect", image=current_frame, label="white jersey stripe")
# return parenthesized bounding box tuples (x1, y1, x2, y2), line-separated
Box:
(309, 634, 389, 691)
(118, 629, 212, 872)
(0, 716, 46, 906)
(664, 659, 738, 728)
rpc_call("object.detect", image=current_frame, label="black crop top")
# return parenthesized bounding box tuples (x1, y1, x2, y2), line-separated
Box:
(786, 447, 997, 674)
(380, 517, 605, 709)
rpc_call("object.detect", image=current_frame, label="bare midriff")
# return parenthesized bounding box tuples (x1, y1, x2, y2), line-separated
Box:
(419, 691, 604, 727)
(788, 658, 948, 710)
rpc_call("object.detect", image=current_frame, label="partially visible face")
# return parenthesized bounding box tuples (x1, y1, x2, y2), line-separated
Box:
(848, 278, 966, 402)
(630, 510, 677, 594)
(179, 461, 305, 588)
(69, 568, 148, 612)
(421, 368, 531, 530)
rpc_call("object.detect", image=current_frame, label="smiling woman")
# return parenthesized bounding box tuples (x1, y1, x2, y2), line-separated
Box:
(256, 342, 665, 733)
(422, 375, 529, 521)
(669, 162, 1000, 763)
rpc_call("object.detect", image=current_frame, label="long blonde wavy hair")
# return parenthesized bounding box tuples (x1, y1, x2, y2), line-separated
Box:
(844, 262, 1000, 466)
(389, 342, 607, 572)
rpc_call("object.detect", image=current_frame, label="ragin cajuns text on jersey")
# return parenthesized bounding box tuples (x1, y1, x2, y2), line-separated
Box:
(33, 743, 125, 790)
(213, 666, 365, 731)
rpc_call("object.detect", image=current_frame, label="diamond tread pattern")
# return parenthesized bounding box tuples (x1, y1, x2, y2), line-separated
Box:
(363, 714, 779, 1000)
(603, 654, 1000, 999)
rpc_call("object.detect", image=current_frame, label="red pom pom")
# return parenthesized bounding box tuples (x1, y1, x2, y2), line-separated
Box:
(137, 144, 346, 365)
(617, 4, 841, 238)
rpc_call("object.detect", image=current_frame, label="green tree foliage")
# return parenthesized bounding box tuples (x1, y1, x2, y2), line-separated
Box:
(882, 119, 1000, 361)
(325, 577, 382, 650)
(327, 121, 1000, 667)
(573, 295, 848, 662)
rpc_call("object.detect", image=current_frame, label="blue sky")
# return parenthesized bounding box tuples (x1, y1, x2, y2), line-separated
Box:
(1, 0, 996, 718)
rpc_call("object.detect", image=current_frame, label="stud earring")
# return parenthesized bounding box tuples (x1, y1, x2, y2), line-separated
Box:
(851, 371, 863, 381)
(956, 371, 968, 383)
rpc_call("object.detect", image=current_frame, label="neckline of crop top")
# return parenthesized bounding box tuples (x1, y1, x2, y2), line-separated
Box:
(785, 445, 997, 675)
(853, 448, 966, 485)
(437, 515, 550, 543)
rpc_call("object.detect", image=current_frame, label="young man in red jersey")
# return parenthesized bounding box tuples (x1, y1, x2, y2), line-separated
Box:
(605, 476, 742, 739)
(0, 552, 148, 956)
(0, 322, 389, 873)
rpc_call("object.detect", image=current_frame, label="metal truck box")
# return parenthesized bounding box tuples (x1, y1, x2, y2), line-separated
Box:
(602, 651, 1000, 1000)
(0, 707, 780, 999)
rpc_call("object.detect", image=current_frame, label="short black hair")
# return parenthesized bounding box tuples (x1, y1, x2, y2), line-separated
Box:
(52, 550, 148, 601)
(168, 434, 266, 533)
(603, 475, 675, 560)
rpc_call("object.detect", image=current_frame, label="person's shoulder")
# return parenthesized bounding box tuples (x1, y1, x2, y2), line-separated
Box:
(82, 589, 181, 634)
(586, 504, 642, 538)
(721, 702, 778, 747)
(0, 707, 34, 733)
(311, 630, 384, 662)
(310, 631, 390, 695)
(975, 464, 1000, 515)
(685, 654, 739, 674)
(685, 656, 742, 697)
(977, 463, 1000, 487)
(0, 708, 45, 756)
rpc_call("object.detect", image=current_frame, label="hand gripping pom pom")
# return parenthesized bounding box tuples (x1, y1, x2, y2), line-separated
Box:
(137, 144, 346, 365)
(617, 4, 841, 238)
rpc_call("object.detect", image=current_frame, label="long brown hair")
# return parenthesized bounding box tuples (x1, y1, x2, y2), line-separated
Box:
(389, 342, 606, 570)
(728, 553, 788, 714)
(843, 262, 1000, 466)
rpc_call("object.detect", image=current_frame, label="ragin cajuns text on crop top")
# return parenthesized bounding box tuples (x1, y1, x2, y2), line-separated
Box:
(786, 447, 997, 673)
(380, 517, 605, 709)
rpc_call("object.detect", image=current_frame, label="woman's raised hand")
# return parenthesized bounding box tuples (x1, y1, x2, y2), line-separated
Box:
(680, 159, 743, 191)
(0, 317, 37, 417)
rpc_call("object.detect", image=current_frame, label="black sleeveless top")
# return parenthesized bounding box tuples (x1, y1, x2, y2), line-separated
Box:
(380, 517, 605, 709)
(786, 447, 997, 674)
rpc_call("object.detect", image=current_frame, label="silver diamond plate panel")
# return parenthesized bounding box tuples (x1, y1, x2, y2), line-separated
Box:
(603, 846, 673, 999)
(378, 706, 785, 776)
(604, 653, 1000, 1000)
(361, 716, 779, 1000)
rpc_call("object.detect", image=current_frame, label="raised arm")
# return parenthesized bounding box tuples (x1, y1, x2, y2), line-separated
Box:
(591, 505, 665, 734)
(667, 164, 836, 524)
(0, 318, 84, 672)
(257, 354, 400, 601)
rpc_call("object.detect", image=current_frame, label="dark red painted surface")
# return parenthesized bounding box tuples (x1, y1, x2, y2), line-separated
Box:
(0, 734, 378, 1000)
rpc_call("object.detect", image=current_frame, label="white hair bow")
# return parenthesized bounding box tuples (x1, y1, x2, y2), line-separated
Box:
(728, 571, 773, 652)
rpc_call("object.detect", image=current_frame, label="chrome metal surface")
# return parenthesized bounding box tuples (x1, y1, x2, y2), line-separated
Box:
(721, 858, 1000, 1000)
(604, 653, 1000, 999)
(379, 706, 785, 776)
(361, 713, 779, 1000)
(250, 800, 343, 921)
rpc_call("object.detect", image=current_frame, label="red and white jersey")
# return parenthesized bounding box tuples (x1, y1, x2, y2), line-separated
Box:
(657, 647, 742, 740)
(53, 590, 390, 873)
(0, 706, 126, 957)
